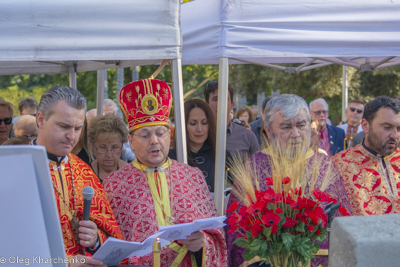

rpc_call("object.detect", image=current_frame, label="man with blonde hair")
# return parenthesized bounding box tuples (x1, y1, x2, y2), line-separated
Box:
(13, 115, 38, 141)
(0, 99, 13, 145)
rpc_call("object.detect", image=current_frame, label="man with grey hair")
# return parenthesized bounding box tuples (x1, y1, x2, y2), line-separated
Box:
(226, 94, 352, 267)
(309, 98, 345, 156)
(102, 98, 118, 115)
(33, 86, 124, 266)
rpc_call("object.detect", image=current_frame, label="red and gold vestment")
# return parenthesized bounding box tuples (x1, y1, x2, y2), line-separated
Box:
(332, 144, 400, 215)
(103, 159, 227, 267)
(49, 153, 124, 257)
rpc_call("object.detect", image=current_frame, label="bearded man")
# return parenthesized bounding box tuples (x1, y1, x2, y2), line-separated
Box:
(226, 94, 351, 267)
(332, 96, 400, 215)
(103, 79, 227, 266)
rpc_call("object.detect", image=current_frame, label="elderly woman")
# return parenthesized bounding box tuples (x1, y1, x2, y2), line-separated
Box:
(169, 99, 230, 193)
(88, 114, 128, 182)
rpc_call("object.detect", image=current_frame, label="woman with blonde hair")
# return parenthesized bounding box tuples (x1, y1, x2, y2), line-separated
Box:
(88, 114, 128, 182)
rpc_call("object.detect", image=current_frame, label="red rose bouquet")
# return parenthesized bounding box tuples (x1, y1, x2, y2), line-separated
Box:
(227, 142, 350, 267)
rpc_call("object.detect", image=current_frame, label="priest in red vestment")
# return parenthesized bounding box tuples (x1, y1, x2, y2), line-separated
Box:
(35, 85, 124, 266)
(333, 96, 400, 215)
(103, 79, 227, 267)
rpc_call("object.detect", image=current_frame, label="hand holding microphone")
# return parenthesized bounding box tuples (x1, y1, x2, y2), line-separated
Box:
(79, 187, 98, 254)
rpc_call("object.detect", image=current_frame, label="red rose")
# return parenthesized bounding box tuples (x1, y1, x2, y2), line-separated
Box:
(265, 177, 273, 186)
(315, 230, 321, 235)
(339, 205, 351, 216)
(275, 207, 283, 213)
(247, 201, 264, 215)
(282, 217, 297, 228)
(227, 223, 239, 233)
(227, 201, 239, 213)
(238, 206, 248, 216)
(251, 220, 263, 238)
(313, 189, 337, 203)
(307, 225, 314, 232)
(261, 212, 281, 227)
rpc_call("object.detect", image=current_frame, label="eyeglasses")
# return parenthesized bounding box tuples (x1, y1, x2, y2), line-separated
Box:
(131, 128, 170, 142)
(311, 110, 328, 116)
(94, 145, 122, 154)
(349, 107, 363, 114)
(0, 118, 12, 125)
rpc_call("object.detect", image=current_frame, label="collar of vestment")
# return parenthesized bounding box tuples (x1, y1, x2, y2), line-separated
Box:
(32, 138, 68, 164)
(261, 146, 315, 160)
(132, 157, 173, 227)
(361, 140, 398, 160)
(132, 157, 172, 172)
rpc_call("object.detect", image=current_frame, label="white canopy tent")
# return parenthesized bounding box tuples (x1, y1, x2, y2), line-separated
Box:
(0, 0, 187, 163)
(181, 0, 400, 215)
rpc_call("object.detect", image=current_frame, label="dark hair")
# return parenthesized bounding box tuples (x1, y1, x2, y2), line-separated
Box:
(261, 96, 274, 113)
(2, 136, 30, 145)
(184, 99, 216, 166)
(204, 81, 234, 104)
(38, 86, 86, 119)
(235, 107, 254, 123)
(18, 97, 38, 113)
(349, 99, 365, 106)
(363, 96, 400, 124)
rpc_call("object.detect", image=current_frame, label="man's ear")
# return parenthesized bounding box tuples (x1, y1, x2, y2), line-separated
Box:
(36, 111, 45, 129)
(361, 118, 369, 135)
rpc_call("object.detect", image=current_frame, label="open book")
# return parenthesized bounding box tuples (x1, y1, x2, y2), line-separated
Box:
(92, 216, 226, 266)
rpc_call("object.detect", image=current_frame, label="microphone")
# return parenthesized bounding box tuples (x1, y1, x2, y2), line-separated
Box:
(81, 186, 95, 255)
(82, 186, 95, 221)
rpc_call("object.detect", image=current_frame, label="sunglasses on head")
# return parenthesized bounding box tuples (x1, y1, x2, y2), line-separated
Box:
(0, 118, 12, 125)
(349, 107, 363, 114)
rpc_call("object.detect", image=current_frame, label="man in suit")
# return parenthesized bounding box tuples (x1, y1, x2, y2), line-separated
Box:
(309, 98, 345, 156)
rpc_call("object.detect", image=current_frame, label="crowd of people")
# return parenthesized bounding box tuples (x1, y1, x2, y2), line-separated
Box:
(1, 78, 400, 267)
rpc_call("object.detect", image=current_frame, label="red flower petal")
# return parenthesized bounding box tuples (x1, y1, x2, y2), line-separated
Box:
(282, 176, 291, 184)
(307, 225, 314, 232)
(271, 224, 279, 234)
(261, 212, 281, 227)
(315, 230, 321, 235)
(265, 177, 273, 186)
(282, 217, 297, 228)
(226, 201, 239, 213)
(275, 208, 283, 213)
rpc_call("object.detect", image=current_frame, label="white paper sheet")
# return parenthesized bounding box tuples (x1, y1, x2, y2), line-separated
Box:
(92, 216, 226, 265)
(158, 216, 226, 241)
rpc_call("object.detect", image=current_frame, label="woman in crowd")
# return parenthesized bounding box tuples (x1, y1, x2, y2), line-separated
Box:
(235, 106, 253, 124)
(88, 114, 128, 182)
(71, 117, 93, 166)
(169, 99, 228, 193)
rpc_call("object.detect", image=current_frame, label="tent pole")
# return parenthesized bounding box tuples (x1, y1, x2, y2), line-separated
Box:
(342, 66, 348, 123)
(96, 70, 105, 116)
(214, 57, 229, 216)
(171, 59, 187, 164)
(116, 68, 124, 119)
(68, 66, 77, 90)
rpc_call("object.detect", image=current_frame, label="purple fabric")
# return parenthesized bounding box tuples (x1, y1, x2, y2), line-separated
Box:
(226, 151, 352, 267)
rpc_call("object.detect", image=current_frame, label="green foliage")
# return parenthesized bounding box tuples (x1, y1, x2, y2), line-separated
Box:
(2, 62, 400, 122)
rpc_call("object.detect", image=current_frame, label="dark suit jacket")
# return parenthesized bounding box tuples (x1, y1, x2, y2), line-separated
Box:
(249, 118, 263, 146)
(327, 124, 345, 156)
